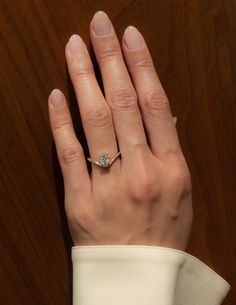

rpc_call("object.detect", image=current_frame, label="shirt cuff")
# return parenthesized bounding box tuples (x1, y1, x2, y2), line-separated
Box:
(71, 245, 231, 305)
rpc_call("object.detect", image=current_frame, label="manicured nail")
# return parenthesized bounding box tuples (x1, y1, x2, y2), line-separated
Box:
(50, 89, 65, 108)
(67, 34, 85, 56)
(124, 26, 143, 49)
(92, 11, 112, 36)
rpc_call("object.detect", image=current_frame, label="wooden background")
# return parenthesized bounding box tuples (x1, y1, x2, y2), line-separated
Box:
(0, 0, 235, 304)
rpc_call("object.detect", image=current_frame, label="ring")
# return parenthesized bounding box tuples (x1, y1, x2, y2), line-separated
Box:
(87, 152, 121, 168)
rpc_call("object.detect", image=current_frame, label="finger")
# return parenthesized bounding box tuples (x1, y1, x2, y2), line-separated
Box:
(48, 89, 91, 194)
(173, 116, 177, 125)
(65, 34, 120, 174)
(90, 11, 147, 157)
(122, 26, 182, 158)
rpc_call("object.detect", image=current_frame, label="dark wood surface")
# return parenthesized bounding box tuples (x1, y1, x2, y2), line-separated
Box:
(0, 1, 235, 304)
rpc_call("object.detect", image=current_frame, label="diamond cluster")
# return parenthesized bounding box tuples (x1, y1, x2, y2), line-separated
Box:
(98, 153, 110, 167)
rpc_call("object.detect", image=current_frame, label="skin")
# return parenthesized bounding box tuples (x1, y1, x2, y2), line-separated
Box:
(48, 11, 193, 250)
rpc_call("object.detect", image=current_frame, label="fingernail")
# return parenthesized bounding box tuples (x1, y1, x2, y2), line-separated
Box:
(50, 89, 65, 108)
(92, 11, 112, 36)
(124, 26, 143, 49)
(67, 34, 85, 56)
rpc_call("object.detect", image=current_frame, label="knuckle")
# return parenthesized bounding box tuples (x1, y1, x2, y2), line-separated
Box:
(143, 90, 170, 114)
(60, 145, 83, 166)
(167, 164, 192, 196)
(111, 88, 137, 111)
(72, 64, 94, 80)
(83, 104, 112, 128)
(131, 56, 153, 73)
(97, 42, 120, 62)
(53, 116, 72, 130)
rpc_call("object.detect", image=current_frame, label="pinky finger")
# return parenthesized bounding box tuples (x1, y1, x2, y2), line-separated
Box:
(48, 89, 91, 194)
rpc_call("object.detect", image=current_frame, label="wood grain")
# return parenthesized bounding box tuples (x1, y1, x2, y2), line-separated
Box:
(0, 1, 235, 304)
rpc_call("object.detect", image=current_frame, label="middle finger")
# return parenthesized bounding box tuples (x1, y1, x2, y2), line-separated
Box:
(90, 11, 148, 157)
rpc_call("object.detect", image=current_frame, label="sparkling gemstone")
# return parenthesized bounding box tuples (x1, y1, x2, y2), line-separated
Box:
(98, 153, 110, 167)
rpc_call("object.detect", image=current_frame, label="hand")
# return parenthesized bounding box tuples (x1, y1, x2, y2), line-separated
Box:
(48, 11, 193, 250)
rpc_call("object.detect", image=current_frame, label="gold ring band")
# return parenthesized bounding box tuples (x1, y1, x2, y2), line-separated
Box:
(87, 152, 121, 168)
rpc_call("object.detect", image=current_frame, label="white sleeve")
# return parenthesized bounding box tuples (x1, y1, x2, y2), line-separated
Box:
(71, 245, 230, 305)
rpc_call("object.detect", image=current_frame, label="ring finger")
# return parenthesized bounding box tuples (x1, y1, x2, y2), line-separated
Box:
(65, 34, 119, 175)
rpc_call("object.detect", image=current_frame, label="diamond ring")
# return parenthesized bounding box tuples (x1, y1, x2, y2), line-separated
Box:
(87, 152, 121, 168)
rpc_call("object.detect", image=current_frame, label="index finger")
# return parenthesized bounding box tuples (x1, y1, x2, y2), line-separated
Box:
(122, 26, 182, 159)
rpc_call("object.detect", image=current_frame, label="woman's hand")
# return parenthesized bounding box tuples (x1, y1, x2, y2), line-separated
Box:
(48, 11, 193, 250)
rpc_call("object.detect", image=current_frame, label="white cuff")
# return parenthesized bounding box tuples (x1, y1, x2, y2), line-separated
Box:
(72, 245, 230, 305)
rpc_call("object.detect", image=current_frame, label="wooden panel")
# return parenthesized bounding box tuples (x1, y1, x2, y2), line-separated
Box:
(0, 0, 235, 304)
